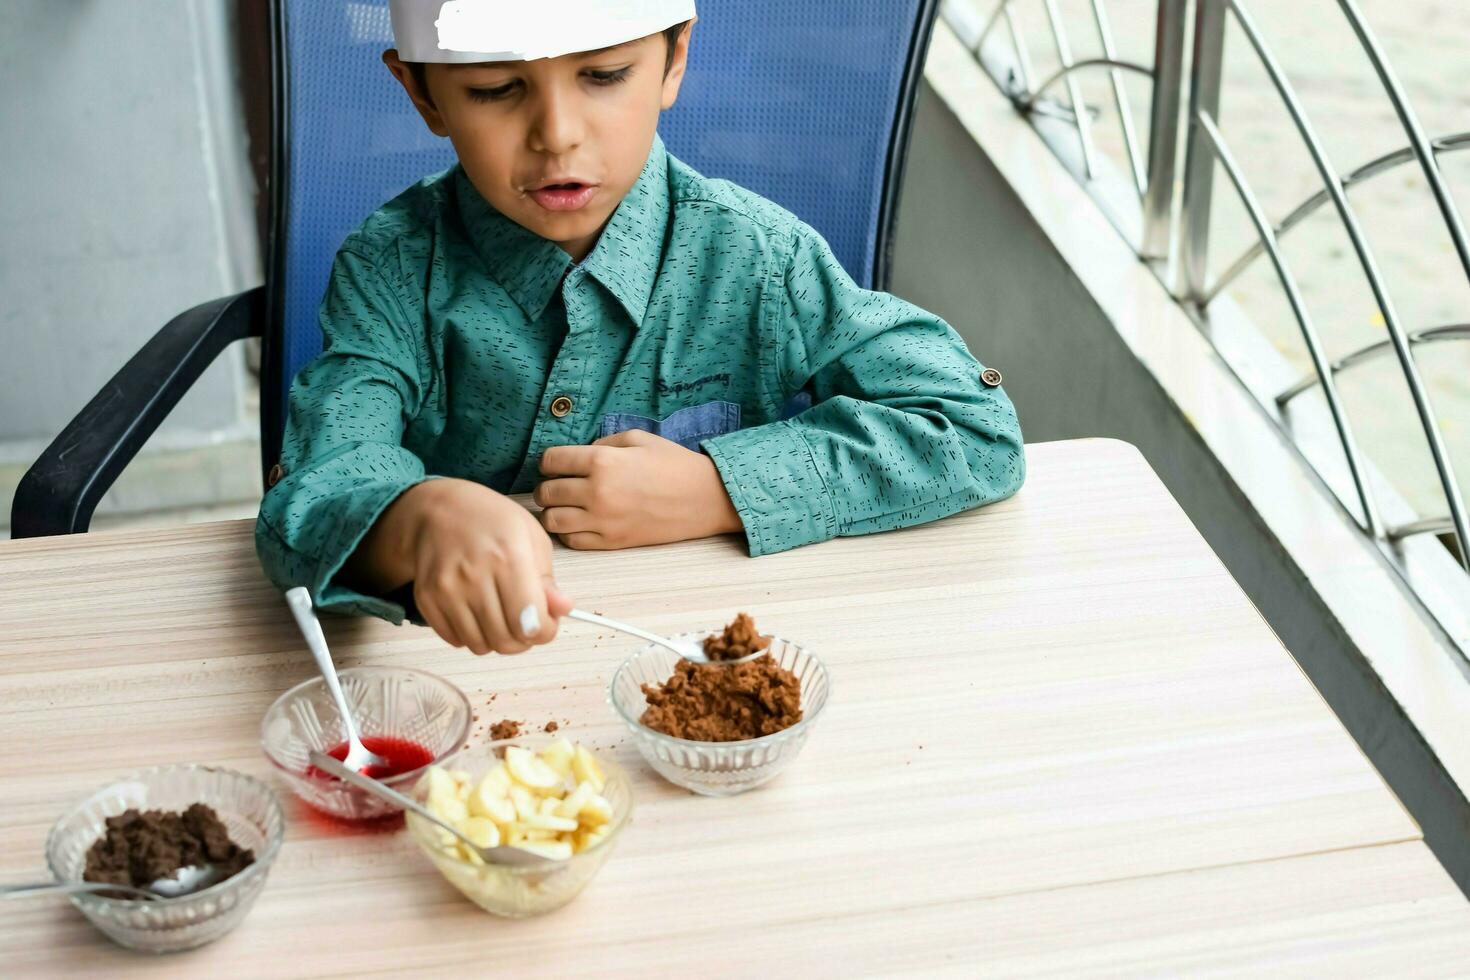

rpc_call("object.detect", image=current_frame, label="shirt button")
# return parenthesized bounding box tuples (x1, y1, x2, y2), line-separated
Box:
(549, 395, 574, 418)
(267, 463, 286, 487)
(980, 367, 1004, 388)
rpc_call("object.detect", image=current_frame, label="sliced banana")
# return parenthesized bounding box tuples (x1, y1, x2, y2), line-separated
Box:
(419, 742, 615, 866)
(523, 812, 579, 832)
(509, 783, 539, 821)
(460, 816, 500, 849)
(473, 775, 520, 822)
(505, 746, 561, 790)
(556, 781, 595, 820)
(579, 793, 614, 827)
(512, 839, 574, 861)
(540, 738, 576, 777)
(571, 745, 606, 792)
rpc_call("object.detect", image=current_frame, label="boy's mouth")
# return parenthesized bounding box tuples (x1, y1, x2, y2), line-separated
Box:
(526, 180, 598, 213)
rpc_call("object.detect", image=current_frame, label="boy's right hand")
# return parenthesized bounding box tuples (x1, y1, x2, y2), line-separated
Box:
(346, 479, 571, 655)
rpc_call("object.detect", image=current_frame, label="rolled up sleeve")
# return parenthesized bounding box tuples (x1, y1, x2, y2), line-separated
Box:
(704, 227, 1024, 556)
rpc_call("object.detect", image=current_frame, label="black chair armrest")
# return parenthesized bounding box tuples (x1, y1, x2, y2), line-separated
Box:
(10, 287, 265, 538)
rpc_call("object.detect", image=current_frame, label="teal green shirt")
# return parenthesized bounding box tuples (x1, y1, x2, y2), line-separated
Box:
(256, 137, 1024, 623)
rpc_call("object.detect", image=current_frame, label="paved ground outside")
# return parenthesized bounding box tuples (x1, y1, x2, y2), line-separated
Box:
(972, 0, 1468, 525)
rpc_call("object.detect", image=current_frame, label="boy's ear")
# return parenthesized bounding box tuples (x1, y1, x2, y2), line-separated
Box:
(660, 19, 694, 110)
(383, 49, 450, 137)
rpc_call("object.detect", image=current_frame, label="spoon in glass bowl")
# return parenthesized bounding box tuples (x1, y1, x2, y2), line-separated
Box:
(308, 751, 549, 868)
(284, 587, 390, 773)
(3, 864, 223, 902)
(564, 609, 766, 665)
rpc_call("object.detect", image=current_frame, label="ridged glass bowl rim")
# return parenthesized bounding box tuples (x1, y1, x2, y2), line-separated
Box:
(607, 632, 831, 750)
(405, 737, 635, 873)
(44, 763, 285, 909)
(258, 665, 473, 790)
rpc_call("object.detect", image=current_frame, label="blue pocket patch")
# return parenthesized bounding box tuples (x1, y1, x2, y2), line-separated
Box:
(780, 389, 813, 420)
(599, 401, 742, 451)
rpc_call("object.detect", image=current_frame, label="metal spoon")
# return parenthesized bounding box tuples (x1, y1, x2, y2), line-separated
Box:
(566, 608, 766, 664)
(284, 587, 389, 773)
(3, 864, 223, 902)
(307, 752, 550, 868)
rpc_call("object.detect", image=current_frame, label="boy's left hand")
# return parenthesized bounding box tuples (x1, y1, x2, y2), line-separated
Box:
(535, 430, 744, 550)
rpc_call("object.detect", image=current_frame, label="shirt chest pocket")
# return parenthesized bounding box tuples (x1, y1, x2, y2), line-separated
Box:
(598, 401, 742, 451)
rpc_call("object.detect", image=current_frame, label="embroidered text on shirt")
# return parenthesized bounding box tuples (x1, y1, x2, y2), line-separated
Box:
(657, 372, 731, 395)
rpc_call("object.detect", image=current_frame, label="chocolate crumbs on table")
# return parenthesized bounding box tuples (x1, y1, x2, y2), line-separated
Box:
(489, 719, 522, 740)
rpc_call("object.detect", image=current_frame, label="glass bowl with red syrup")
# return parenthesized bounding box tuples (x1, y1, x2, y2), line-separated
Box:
(260, 666, 472, 821)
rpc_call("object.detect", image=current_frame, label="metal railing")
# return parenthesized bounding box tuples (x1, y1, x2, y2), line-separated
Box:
(943, 0, 1470, 627)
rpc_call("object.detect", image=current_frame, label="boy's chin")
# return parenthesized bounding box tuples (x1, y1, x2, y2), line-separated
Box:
(516, 209, 606, 248)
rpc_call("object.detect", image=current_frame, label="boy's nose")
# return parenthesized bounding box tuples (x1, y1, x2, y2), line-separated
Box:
(526, 90, 586, 156)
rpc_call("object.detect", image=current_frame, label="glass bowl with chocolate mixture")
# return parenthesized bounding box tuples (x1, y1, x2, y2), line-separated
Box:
(609, 614, 831, 796)
(45, 765, 284, 952)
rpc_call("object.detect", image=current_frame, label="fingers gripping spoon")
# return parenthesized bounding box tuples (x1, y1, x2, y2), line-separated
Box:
(284, 587, 390, 773)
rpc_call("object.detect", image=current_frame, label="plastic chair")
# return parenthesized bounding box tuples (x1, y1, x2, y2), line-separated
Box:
(10, 0, 939, 538)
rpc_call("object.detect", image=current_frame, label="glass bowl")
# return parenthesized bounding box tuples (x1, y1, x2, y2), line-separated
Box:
(405, 738, 633, 918)
(260, 666, 472, 820)
(609, 632, 831, 796)
(44, 765, 284, 953)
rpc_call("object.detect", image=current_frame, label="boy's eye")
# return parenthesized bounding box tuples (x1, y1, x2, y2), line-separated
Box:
(466, 81, 520, 102)
(585, 67, 632, 86)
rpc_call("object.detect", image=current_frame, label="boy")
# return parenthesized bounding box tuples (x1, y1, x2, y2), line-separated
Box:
(256, 0, 1024, 657)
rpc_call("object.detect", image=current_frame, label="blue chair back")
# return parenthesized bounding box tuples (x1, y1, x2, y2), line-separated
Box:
(265, 0, 937, 467)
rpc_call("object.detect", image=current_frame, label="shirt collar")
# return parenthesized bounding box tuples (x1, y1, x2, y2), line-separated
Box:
(579, 137, 669, 325)
(455, 168, 570, 322)
(454, 136, 671, 325)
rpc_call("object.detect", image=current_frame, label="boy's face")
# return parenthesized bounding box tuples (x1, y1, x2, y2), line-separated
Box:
(385, 28, 691, 263)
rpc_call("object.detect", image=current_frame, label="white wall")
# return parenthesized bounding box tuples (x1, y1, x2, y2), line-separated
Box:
(0, 0, 261, 524)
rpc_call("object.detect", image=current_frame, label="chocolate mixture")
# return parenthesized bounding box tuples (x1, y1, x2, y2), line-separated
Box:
(83, 804, 254, 890)
(640, 615, 801, 741)
(702, 612, 770, 661)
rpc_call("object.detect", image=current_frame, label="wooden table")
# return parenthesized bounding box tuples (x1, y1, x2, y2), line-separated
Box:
(2, 439, 1466, 976)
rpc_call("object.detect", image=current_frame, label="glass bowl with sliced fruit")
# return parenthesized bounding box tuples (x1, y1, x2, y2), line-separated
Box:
(405, 737, 632, 918)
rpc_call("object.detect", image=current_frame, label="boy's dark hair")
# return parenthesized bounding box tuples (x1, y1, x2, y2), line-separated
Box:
(408, 21, 690, 101)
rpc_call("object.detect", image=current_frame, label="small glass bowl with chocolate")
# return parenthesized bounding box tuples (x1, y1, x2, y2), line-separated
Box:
(608, 616, 831, 796)
(44, 764, 284, 953)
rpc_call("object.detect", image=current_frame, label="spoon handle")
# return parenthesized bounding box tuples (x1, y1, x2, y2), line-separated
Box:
(565, 608, 684, 656)
(564, 609, 762, 664)
(1, 880, 153, 900)
(306, 752, 548, 868)
(285, 587, 365, 749)
(308, 750, 440, 822)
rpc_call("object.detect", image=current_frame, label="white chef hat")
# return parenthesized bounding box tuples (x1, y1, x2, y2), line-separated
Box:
(390, 0, 696, 64)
